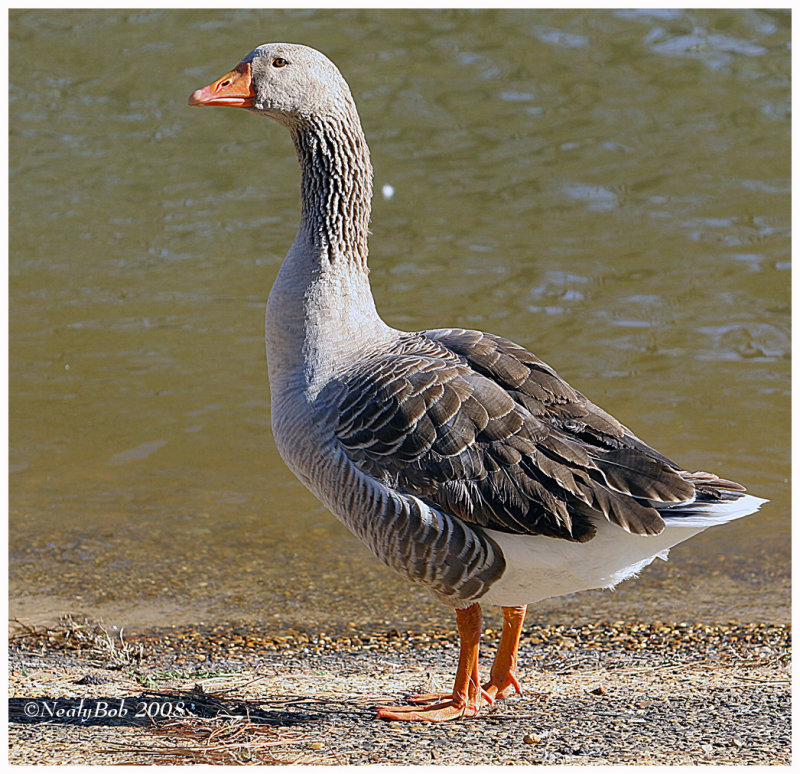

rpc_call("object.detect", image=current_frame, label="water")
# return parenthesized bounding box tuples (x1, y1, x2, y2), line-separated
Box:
(9, 9, 790, 631)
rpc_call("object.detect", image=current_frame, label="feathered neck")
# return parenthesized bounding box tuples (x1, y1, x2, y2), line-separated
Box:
(266, 98, 393, 400)
(290, 102, 372, 272)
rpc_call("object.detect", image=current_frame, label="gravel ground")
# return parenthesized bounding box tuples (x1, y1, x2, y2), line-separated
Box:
(8, 617, 791, 765)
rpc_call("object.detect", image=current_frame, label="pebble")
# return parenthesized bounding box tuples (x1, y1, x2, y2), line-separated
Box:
(8, 617, 791, 766)
(38, 619, 784, 664)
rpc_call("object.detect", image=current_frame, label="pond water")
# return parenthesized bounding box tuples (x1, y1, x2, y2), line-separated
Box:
(9, 9, 790, 633)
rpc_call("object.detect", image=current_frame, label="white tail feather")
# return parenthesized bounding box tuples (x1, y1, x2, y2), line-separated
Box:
(662, 494, 768, 529)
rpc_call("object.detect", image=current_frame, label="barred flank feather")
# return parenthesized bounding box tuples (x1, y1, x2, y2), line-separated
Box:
(328, 329, 747, 552)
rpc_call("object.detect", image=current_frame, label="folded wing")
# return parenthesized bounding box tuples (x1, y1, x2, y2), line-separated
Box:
(329, 328, 738, 543)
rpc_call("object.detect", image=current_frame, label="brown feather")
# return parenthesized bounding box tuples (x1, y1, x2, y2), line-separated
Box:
(330, 328, 746, 544)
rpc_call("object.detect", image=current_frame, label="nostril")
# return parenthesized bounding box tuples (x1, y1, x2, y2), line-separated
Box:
(219, 80, 231, 88)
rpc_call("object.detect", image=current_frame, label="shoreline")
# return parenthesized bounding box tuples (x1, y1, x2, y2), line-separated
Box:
(8, 616, 791, 765)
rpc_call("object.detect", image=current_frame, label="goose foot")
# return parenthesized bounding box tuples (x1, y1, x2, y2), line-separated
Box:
(376, 603, 485, 722)
(375, 696, 484, 722)
(397, 688, 493, 706)
(374, 604, 529, 722)
(483, 605, 527, 701)
(483, 668, 522, 701)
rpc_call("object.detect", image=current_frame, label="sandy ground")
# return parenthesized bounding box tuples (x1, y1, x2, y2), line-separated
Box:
(8, 616, 791, 765)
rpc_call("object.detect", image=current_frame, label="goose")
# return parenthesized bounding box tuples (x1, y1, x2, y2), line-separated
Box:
(188, 43, 767, 722)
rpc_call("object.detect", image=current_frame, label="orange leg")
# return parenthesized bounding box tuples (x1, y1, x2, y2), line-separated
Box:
(483, 605, 526, 701)
(376, 603, 491, 722)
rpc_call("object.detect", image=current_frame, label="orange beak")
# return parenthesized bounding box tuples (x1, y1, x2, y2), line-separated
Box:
(188, 62, 256, 108)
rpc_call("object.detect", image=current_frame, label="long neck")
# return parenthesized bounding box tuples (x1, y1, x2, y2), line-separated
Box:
(266, 102, 395, 398)
(291, 103, 372, 271)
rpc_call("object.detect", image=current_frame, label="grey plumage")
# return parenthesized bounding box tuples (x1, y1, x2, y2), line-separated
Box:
(328, 327, 721, 548)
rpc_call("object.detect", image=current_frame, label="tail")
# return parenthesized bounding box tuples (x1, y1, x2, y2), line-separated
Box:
(660, 491, 768, 529)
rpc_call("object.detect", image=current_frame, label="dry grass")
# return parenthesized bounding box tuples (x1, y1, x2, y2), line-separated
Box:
(102, 711, 335, 764)
(11, 615, 146, 669)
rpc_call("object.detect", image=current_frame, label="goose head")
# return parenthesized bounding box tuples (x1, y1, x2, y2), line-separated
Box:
(188, 43, 353, 126)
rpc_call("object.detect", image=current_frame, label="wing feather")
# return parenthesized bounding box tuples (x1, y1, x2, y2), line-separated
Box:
(327, 328, 730, 543)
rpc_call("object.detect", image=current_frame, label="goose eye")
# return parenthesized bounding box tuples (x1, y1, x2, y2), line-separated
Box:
(272, 57, 288, 68)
